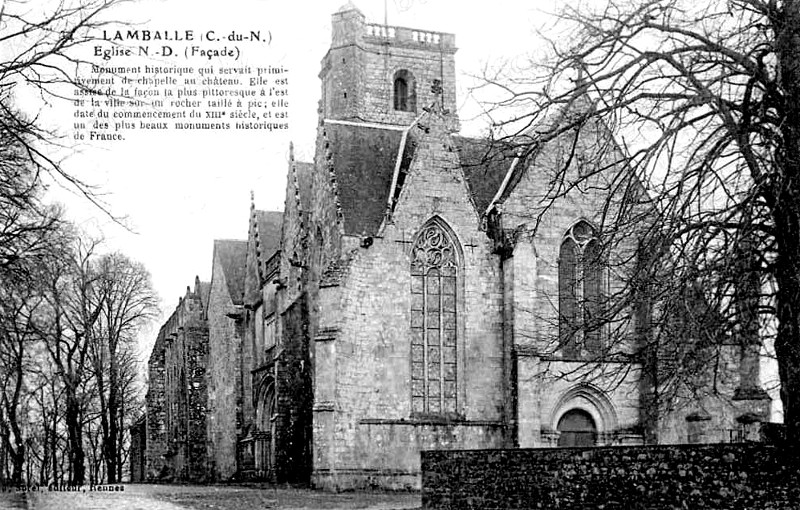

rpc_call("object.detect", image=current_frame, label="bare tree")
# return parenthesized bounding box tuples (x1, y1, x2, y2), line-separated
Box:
(38, 236, 105, 485)
(0, 277, 41, 483)
(0, 117, 62, 276)
(90, 253, 157, 483)
(116, 345, 143, 482)
(0, 0, 154, 485)
(1, 0, 122, 211)
(476, 0, 799, 443)
(0, 187, 67, 484)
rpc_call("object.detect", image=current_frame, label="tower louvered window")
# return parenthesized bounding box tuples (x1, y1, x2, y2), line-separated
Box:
(410, 220, 458, 416)
(559, 221, 604, 357)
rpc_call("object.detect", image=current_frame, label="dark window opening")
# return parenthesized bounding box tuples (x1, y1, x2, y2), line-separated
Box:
(557, 409, 597, 447)
(394, 78, 408, 110)
(393, 70, 416, 112)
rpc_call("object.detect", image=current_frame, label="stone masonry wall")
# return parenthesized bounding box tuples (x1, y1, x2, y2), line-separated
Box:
(206, 254, 243, 481)
(499, 118, 771, 447)
(501, 116, 643, 358)
(145, 284, 208, 482)
(275, 298, 312, 484)
(499, 117, 664, 447)
(184, 324, 209, 481)
(311, 113, 508, 490)
(145, 334, 167, 480)
(422, 444, 800, 509)
(321, 7, 458, 128)
(129, 418, 146, 482)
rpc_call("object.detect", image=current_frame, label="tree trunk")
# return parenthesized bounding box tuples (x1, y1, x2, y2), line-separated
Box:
(116, 407, 123, 483)
(9, 437, 24, 485)
(774, 205, 800, 450)
(51, 406, 58, 485)
(65, 389, 85, 485)
(106, 354, 119, 484)
(774, 0, 800, 451)
(40, 415, 48, 485)
(774, 237, 800, 449)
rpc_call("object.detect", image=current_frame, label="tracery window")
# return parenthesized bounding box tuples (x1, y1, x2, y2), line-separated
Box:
(559, 220, 603, 357)
(410, 220, 459, 416)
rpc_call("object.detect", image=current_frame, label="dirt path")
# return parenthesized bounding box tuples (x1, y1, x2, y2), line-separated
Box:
(0, 484, 420, 510)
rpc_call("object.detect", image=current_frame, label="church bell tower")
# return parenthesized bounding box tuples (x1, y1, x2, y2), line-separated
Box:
(319, 2, 459, 128)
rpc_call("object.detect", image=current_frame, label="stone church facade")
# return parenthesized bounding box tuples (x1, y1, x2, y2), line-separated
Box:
(133, 4, 772, 489)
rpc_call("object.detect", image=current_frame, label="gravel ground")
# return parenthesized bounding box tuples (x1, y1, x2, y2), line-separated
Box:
(0, 484, 420, 510)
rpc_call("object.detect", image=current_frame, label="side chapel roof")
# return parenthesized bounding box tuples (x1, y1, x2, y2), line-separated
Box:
(214, 239, 248, 305)
(454, 136, 522, 213)
(254, 210, 283, 259)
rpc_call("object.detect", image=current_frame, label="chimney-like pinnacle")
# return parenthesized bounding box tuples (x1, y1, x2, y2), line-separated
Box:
(337, 1, 361, 14)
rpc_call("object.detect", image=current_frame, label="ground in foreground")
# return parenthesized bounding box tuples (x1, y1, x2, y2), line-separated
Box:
(0, 484, 421, 510)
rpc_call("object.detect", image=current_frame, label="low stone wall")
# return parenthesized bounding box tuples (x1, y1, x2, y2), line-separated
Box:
(422, 444, 799, 509)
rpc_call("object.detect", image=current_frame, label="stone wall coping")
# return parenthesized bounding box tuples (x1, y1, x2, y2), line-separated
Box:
(421, 442, 777, 455)
(360, 418, 505, 427)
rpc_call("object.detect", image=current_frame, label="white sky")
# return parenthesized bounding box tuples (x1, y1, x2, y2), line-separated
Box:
(13, 0, 782, 421)
(20, 0, 548, 356)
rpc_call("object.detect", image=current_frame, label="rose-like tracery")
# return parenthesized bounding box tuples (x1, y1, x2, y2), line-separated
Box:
(411, 224, 457, 272)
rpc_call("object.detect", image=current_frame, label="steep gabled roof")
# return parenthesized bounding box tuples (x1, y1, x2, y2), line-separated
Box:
(255, 210, 283, 258)
(484, 93, 650, 211)
(325, 122, 411, 236)
(454, 136, 520, 214)
(213, 239, 248, 305)
(322, 121, 528, 233)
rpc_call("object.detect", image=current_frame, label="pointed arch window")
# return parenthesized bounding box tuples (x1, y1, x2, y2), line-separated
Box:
(559, 221, 604, 358)
(410, 220, 459, 416)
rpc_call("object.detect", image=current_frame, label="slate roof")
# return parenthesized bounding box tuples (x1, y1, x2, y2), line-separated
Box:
(214, 239, 248, 305)
(324, 123, 520, 234)
(325, 122, 409, 236)
(254, 210, 283, 258)
(454, 136, 520, 213)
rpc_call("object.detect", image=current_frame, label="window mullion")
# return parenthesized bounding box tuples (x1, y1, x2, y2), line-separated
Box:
(439, 272, 445, 413)
(577, 245, 585, 350)
(422, 269, 429, 413)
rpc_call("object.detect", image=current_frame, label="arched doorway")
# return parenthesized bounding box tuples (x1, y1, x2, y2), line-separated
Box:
(254, 382, 276, 479)
(557, 409, 597, 447)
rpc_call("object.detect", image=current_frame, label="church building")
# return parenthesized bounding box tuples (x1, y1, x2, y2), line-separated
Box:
(135, 3, 772, 489)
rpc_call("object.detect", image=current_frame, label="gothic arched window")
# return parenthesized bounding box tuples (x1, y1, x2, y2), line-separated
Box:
(410, 220, 459, 416)
(559, 220, 604, 358)
(394, 70, 416, 112)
